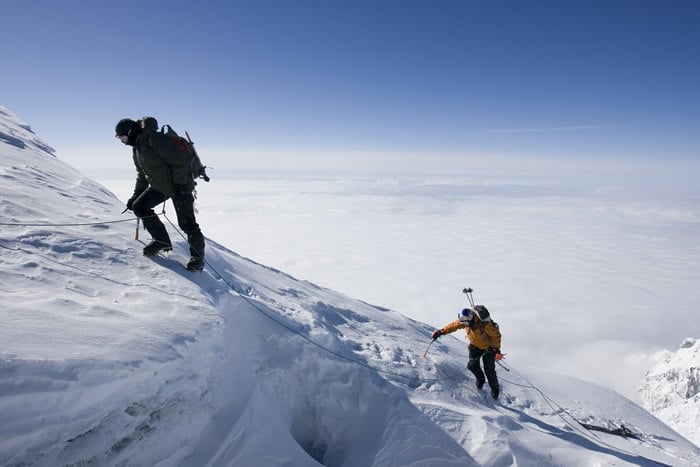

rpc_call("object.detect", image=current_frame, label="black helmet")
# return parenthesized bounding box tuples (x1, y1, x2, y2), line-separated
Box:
(115, 118, 136, 137)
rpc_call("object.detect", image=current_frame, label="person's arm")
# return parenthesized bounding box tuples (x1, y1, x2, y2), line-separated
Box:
(125, 151, 148, 210)
(132, 154, 148, 193)
(431, 319, 466, 339)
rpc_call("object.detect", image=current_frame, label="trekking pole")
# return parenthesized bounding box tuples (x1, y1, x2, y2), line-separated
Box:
(422, 338, 436, 358)
(135, 218, 140, 240)
(462, 287, 475, 307)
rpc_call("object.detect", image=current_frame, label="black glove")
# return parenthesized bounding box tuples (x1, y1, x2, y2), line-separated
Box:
(431, 329, 444, 340)
(488, 347, 501, 354)
(125, 196, 135, 211)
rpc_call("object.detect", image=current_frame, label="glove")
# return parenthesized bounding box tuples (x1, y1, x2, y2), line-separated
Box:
(125, 196, 135, 211)
(431, 329, 444, 340)
(489, 348, 503, 360)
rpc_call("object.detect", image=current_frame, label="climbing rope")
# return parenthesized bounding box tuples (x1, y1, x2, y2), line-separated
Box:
(0, 217, 139, 227)
(0, 240, 210, 305)
(161, 209, 454, 384)
(0, 212, 675, 466)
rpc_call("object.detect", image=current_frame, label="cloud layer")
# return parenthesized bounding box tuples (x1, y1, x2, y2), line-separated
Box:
(101, 166, 700, 401)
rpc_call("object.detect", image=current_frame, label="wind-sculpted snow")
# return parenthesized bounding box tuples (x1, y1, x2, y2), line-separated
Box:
(0, 130, 26, 150)
(0, 106, 55, 156)
(2, 106, 699, 465)
(640, 338, 700, 447)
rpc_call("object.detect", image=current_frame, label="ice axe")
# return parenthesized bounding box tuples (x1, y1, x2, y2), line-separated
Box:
(121, 206, 140, 239)
(422, 338, 436, 358)
(496, 359, 511, 372)
(494, 352, 510, 371)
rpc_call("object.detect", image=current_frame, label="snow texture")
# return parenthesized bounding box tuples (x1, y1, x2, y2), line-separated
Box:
(0, 107, 55, 156)
(2, 105, 699, 466)
(640, 338, 700, 447)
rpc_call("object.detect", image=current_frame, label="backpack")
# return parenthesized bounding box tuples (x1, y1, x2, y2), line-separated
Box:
(472, 305, 499, 332)
(158, 124, 210, 182)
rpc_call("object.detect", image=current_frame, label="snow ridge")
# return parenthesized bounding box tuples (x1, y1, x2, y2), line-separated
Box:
(640, 338, 700, 447)
(0, 106, 55, 156)
(2, 107, 700, 466)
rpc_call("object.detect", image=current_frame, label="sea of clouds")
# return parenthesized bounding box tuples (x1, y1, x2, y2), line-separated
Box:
(98, 158, 700, 402)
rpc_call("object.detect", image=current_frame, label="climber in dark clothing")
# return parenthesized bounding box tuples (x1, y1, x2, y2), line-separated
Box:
(115, 117, 205, 271)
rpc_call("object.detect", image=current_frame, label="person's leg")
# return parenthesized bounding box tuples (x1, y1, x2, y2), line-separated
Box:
(172, 192, 205, 269)
(482, 350, 500, 399)
(467, 345, 486, 389)
(132, 189, 171, 254)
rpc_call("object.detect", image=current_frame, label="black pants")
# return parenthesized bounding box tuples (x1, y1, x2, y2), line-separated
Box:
(132, 187, 205, 258)
(467, 344, 499, 391)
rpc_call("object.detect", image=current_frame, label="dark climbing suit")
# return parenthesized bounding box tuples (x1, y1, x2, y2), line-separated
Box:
(128, 117, 205, 260)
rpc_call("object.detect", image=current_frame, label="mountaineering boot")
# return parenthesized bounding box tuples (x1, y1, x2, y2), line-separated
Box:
(186, 230, 205, 271)
(490, 388, 500, 400)
(186, 256, 204, 271)
(476, 379, 485, 390)
(143, 240, 172, 256)
(141, 216, 172, 256)
(188, 231, 205, 259)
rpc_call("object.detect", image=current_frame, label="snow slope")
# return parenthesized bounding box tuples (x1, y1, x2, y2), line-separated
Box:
(640, 338, 700, 447)
(1, 105, 699, 466)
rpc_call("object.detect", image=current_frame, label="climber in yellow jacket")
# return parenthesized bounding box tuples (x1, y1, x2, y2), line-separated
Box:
(431, 305, 503, 399)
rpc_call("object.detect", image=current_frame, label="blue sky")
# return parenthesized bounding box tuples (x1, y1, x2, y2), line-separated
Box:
(2, 0, 699, 168)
